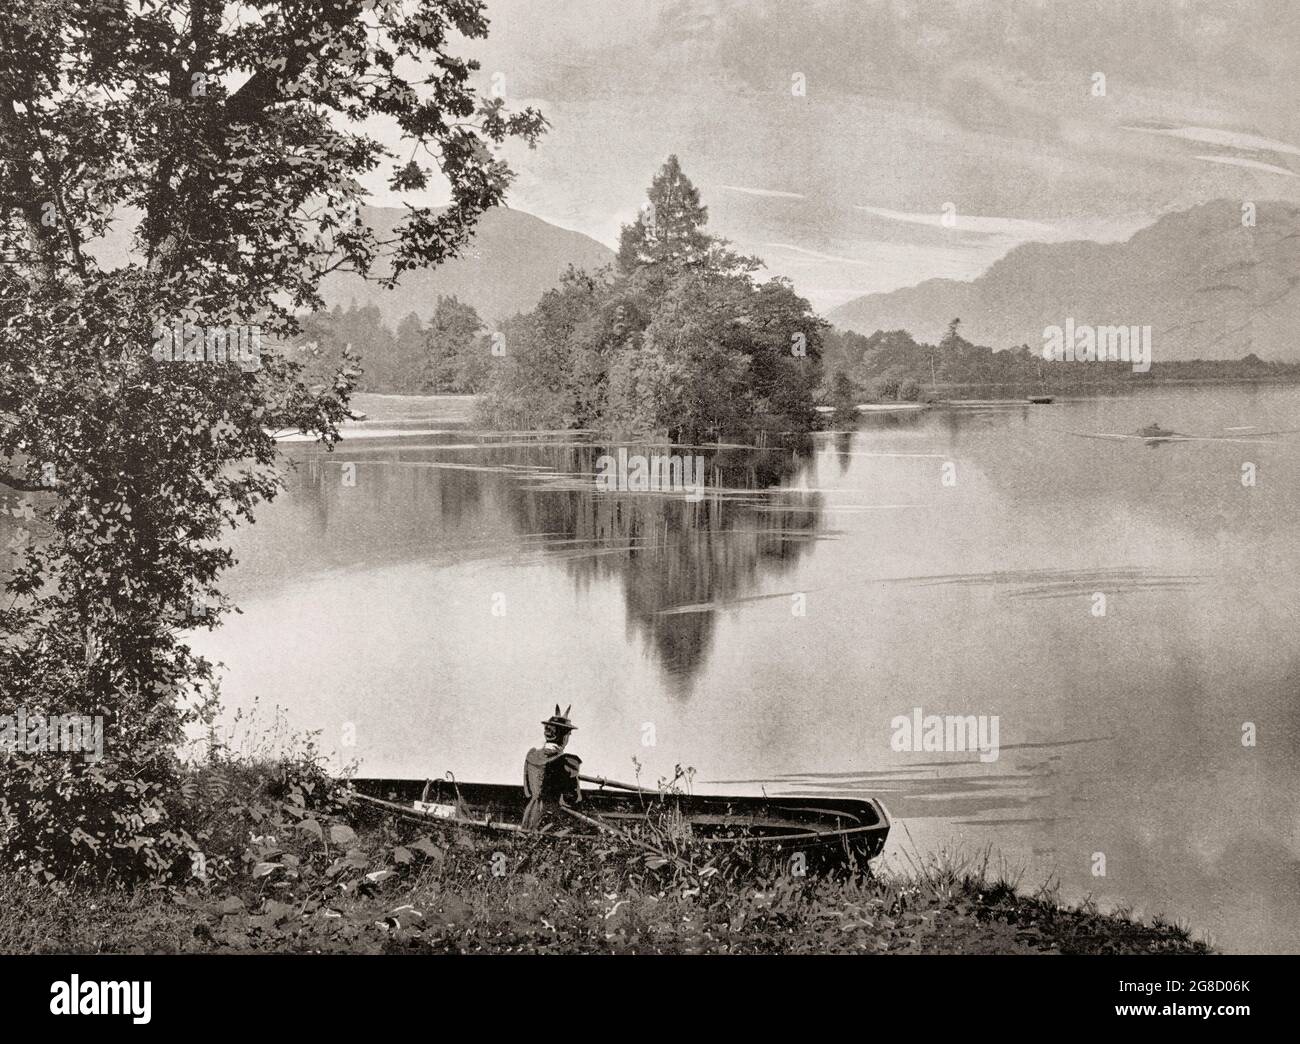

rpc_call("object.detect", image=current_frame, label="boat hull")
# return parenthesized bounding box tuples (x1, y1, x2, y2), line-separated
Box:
(350, 777, 890, 871)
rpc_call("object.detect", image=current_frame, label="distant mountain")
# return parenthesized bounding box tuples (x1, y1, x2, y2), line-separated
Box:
(318, 206, 614, 327)
(88, 205, 614, 328)
(829, 200, 1300, 362)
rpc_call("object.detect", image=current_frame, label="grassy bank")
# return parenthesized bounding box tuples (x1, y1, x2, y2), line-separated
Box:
(0, 758, 1210, 955)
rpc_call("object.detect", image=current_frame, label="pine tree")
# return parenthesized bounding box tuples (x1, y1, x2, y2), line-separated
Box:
(616, 155, 713, 274)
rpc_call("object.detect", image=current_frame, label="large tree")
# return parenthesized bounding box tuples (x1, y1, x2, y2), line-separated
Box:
(416, 294, 483, 393)
(0, 0, 543, 879)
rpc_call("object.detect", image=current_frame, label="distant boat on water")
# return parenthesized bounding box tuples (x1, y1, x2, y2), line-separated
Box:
(1137, 421, 1178, 440)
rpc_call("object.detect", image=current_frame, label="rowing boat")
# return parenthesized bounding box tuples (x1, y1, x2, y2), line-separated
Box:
(1137, 423, 1178, 440)
(349, 776, 890, 871)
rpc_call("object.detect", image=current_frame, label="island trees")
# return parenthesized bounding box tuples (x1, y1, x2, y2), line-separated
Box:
(481, 156, 824, 440)
(0, 0, 543, 879)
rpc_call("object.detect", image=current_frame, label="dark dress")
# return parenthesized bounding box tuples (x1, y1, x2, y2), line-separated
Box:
(522, 746, 582, 830)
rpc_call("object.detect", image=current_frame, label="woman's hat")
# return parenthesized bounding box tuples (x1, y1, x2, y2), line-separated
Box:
(541, 704, 577, 731)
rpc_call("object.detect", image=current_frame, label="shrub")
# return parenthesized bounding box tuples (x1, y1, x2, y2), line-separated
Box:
(0, 753, 197, 885)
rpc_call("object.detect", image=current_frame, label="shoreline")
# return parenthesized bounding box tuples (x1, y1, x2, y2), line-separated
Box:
(0, 759, 1213, 956)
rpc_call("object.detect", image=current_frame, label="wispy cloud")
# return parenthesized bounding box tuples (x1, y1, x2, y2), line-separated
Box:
(1123, 125, 1300, 159)
(719, 184, 806, 200)
(763, 242, 878, 267)
(853, 205, 1060, 239)
(1194, 154, 1298, 178)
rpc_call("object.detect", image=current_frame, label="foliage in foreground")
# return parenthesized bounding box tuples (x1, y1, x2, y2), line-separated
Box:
(0, 0, 544, 876)
(0, 757, 1211, 955)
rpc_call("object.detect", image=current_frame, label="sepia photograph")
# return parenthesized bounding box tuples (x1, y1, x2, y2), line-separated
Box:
(1, 0, 1295, 1012)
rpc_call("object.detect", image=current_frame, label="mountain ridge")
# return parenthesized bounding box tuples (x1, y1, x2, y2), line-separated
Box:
(317, 206, 614, 327)
(86, 205, 615, 329)
(829, 200, 1300, 361)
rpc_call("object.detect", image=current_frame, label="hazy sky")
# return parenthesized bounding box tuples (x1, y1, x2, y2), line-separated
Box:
(365, 0, 1300, 310)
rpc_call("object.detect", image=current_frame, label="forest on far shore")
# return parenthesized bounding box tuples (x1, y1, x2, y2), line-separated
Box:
(291, 300, 1300, 408)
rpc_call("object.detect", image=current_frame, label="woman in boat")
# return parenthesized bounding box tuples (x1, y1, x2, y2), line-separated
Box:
(522, 706, 582, 830)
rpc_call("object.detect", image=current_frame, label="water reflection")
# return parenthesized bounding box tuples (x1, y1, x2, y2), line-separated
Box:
(498, 441, 823, 693)
(241, 435, 824, 693)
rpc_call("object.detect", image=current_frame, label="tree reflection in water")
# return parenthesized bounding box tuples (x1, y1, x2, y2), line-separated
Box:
(494, 438, 824, 694)
(259, 434, 824, 695)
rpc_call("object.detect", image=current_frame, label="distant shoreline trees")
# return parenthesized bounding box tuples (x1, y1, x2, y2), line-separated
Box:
(293, 301, 1300, 405)
(822, 324, 1300, 402)
(287, 296, 493, 396)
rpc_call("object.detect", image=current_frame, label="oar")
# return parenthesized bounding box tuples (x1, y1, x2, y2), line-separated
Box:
(578, 773, 659, 796)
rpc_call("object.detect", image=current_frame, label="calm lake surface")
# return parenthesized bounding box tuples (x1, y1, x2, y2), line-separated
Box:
(195, 385, 1300, 953)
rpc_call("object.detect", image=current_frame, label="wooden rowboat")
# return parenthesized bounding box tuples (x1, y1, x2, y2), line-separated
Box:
(349, 776, 890, 872)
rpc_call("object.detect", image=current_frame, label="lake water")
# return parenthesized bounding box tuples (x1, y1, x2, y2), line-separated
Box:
(195, 385, 1300, 953)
